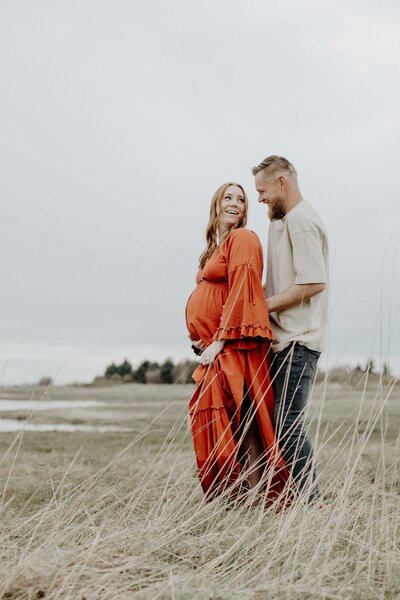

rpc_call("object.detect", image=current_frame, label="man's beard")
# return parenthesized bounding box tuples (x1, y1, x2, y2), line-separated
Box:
(269, 198, 286, 221)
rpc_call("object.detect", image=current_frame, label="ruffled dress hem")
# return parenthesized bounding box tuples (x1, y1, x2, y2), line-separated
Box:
(213, 323, 273, 342)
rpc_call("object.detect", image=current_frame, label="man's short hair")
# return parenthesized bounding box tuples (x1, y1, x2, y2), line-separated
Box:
(252, 155, 297, 178)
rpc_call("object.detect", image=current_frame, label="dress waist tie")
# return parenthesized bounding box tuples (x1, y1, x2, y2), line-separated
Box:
(245, 264, 256, 305)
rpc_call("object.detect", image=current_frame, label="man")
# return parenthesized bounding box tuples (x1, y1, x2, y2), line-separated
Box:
(253, 155, 329, 503)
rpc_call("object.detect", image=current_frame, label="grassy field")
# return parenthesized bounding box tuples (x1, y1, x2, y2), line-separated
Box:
(0, 376, 399, 599)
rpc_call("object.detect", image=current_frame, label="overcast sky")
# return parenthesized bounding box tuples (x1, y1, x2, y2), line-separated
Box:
(1, 0, 399, 384)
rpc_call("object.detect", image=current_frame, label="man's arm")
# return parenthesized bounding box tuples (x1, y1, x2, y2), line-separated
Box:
(266, 283, 325, 313)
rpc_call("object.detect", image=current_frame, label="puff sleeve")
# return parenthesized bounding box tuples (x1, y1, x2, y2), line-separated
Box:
(212, 229, 273, 343)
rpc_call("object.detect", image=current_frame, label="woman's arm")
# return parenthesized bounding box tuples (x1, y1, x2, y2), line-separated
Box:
(212, 229, 272, 343)
(196, 230, 272, 366)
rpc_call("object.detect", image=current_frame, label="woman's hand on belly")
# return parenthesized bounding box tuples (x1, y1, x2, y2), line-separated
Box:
(198, 340, 225, 366)
(189, 336, 207, 355)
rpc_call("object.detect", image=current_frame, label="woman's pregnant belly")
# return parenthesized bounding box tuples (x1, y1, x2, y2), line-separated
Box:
(185, 281, 227, 345)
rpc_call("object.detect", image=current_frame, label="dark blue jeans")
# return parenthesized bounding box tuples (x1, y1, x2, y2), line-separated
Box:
(272, 342, 320, 503)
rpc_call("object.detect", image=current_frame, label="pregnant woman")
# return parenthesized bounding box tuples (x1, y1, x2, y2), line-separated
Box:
(185, 182, 290, 504)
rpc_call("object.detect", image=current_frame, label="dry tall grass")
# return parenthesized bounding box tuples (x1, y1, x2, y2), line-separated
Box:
(0, 373, 399, 599)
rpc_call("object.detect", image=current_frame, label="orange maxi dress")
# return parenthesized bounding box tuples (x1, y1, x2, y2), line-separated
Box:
(185, 228, 290, 501)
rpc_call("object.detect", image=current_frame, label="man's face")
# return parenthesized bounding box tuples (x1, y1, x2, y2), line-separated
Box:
(255, 171, 286, 221)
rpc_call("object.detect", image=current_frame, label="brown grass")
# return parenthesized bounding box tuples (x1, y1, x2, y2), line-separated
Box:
(0, 376, 399, 599)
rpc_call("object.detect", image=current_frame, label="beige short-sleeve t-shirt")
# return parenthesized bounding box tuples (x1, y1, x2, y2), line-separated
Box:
(266, 200, 329, 353)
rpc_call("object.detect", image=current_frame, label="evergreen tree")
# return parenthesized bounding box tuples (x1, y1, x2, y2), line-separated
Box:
(133, 360, 151, 383)
(133, 360, 160, 383)
(366, 359, 375, 374)
(160, 359, 174, 384)
(105, 362, 118, 378)
(382, 362, 391, 377)
(118, 359, 133, 377)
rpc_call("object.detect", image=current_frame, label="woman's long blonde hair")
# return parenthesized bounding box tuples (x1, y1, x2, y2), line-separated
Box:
(199, 183, 248, 269)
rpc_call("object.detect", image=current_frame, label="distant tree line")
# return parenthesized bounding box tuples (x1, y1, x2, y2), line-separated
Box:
(94, 356, 394, 388)
(102, 358, 197, 384)
(352, 359, 390, 377)
(313, 359, 393, 388)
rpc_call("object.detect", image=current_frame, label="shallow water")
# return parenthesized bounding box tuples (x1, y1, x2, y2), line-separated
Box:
(0, 399, 135, 433)
(0, 399, 104, 412)
(0, 398, 150, 433)
(0, 419, 135, 433)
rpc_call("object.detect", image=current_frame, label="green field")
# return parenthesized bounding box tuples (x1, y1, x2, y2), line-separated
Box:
(0, 378, 399, 599)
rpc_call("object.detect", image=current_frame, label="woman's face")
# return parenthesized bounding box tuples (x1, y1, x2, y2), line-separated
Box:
(218, 185, 246, 230)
